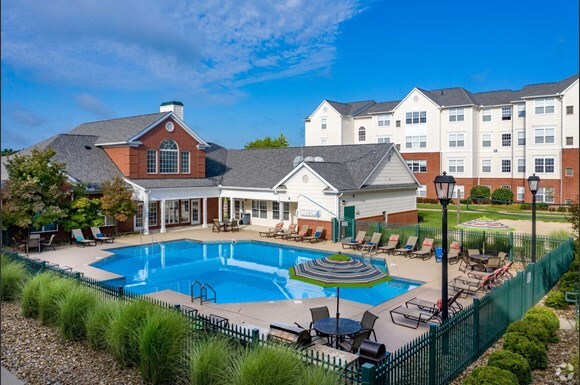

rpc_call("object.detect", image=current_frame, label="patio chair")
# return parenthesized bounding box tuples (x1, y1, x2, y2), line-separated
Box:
(229, 218, 240, 232)
(273, 223, 295, 239)
(259, 222, 283, 237)
(405, 289, 464, 316)
(377, 234, 399, 254)
(497, 251, 508, 266)
(458, 255, 480, 273)
(361, 232, 382, 255)
(212, 218, 226, 232)
(40, 234, 56, 251)
(392, 236, 418, 256)
(72, 229, 97, 247)
(342, 230, 367, 249)
(409, 238, 434, 260)
(302, 226, 324, 243)
(27, 234, 42, 253)
(309, 306, 330, 329)
(390, 304, 441, 329)
(12, 237, 27, 253)
(287, 225, 310, 241)
(359, 310, 379, 341)
(338, 329, 372, 353)
(91, 227, 115, 244)
(485, 256, 501, 272)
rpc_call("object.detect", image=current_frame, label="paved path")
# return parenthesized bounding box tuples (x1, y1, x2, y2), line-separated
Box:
(1, 367, 25, 385)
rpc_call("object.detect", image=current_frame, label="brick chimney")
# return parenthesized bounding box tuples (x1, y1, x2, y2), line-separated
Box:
(160, 101, 184, 120)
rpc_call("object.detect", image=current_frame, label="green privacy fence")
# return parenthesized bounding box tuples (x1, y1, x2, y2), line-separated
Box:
(351, 222, 568, 264)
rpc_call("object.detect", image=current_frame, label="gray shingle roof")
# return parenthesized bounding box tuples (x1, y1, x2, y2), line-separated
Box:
(206, 143, 397, 191)
(132, 178, 221, 189)
(327, 100, 376, 116)
(518, 74, 578, 97)
(360, 101, 399, 115)
(68, 112, 168, 145)
(419, 87, 476, 107)
(471, 89, 517, 106)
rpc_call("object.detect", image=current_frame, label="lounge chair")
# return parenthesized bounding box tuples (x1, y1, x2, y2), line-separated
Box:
(41, 234, 56, 251)
(275, 224, 296, 239)
(72, 229, 97, 247)
(405, 289, 464, 316)
(436, 241, 461, 264)
(259, 223, 283, 237)
(302, 226, 324, 243)
(449, 272, 497, 297)
(409, 238, 434, 260)
(390, 304, 441, 329)
(91, 227, 115, 244)
(341, 230, 367, 249)
(287, 225, 310, 241)
(212, 219, 226, 232)
(468, 261, 514, 282)
(377, 234, 400, 254)
(392, 236, 418, 256)
(361, 232, 382, 255)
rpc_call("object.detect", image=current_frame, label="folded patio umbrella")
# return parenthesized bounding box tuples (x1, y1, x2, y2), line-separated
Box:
(289, 254, 390, 322)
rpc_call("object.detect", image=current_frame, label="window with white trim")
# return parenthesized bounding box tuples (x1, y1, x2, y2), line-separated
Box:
(180, 200, 190, 223)
(272, 202, 281, 220)
(516, 186, 525, 201)
(535, 158, 555, 173)
(566, 137, 574, 145)
(358, 127, 366, 142)
(377, 114, 390, 126)
(482, 133, 492, 148)
(517, 158, 525, 173)
(405, 135, 427, 149)
(147, 150, 157, 173)
(448, 159, 464, 173)
(165, 200, 180, 224)
(536, 187, 555, 203)
(482, 108, 491, 122)
(534, 127, 555, 144)
(180, 151, 190, 173)
(535, 98, 555, 114)
(149, 202, 158, 226)
(159, 139, 178, 173)
(502, 107, 512, 120)
(406, 160, 427, 173)
(517, 131, 526, 146)
(282, 202, 290, 220)
(453, 185, 465, 199)
(481, 159, 491, 173)
(417, 185, 427, 197)
(31, 223, 58, 233)
(252, 200, 267, 219)
(321, 117, 327, 129)
(377, 136, 391, 144)
(103, 215, 115, 227)
(517, 104, 526, 118)
(501, 159, 511, 173)
(449, 108, 464, 122)
(273, 202, 290, 221)
(135, 203, 144, 227)
(449, 133, 465, 147)
(320, 138, 327, 145)
(405, 111, 426, 124)
(502, 133, 511, 147)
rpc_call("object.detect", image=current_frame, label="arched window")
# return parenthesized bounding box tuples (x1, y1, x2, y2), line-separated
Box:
(358, 126, 366, 142)
(159, 139, 178, 173)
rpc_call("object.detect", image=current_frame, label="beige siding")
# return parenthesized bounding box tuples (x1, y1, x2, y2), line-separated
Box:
(343, 189, 416, 219)
(365, 149, 416, 186)
(283, 168, 337, 221)
(563, 81, 579, 148)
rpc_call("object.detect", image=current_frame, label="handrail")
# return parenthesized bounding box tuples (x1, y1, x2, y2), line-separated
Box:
(190, 281, 217, 304)
(201, 283, 216, 304)
(190, 280, 203, 303)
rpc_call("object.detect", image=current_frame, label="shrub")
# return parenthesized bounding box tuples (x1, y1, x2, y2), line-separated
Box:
(1, 259, 30, 301)
(503, 332, 548, 370)
(559, 271, 580, 293)
(187, 335, 239, 385)
(231, 346, 302, 385)
(58, 287, 97, 341)
(300, 365, 343, 385)
(462, 365, 518, 385)
(545, 290, 569, 309)
(506, 320, 550, 347)
(537, 202, 549, 211)
(557, 206, 569, 212)
(524, 307, 560, 343)
(20, 272, 56, 318)
(520, 203, 532, 210)
(470, 186, 491, 203)
(488, 349, 531, 385)
(137, 309, 190, 385)
(491, 188, 513, 204)
(38, 277, 76, 326)
(106, 300, 156, 367)
(86, 300, 123, 351)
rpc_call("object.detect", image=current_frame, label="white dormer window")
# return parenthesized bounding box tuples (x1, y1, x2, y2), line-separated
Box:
(321, 117, 327, 130)
(449, 108, 464, 122)
(535, 98, 555, 115)
(378, 114, 390, 126)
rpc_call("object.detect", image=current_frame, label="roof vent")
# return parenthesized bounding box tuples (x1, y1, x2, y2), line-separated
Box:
(314, 156, 324, 162)
(160, 101, 184, 120)
(304, 156, 314, 162)
(292, 156, 303, 167)
(84, 145, 92, 150)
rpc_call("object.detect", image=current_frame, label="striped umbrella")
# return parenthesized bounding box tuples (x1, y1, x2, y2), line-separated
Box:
(289, 253, 390, 321)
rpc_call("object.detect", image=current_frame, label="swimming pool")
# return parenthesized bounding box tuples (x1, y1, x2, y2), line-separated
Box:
(93, 240, 421, 306)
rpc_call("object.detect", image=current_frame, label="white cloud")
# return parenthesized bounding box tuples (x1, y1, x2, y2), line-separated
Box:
(75, 93, 114, 119)
(1, 0, 363, 94)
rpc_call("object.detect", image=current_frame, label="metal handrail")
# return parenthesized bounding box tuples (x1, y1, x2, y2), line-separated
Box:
(190, 280, 203, 303)
(190, 280, 217, 304)
(201, 283, 216, 304)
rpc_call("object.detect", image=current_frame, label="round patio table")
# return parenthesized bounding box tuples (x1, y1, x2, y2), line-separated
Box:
(313, 317, 361, 348)
(469, 254, 492, 271)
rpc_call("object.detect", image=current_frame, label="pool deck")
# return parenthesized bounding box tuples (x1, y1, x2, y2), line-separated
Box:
(19, 225, 493, 353)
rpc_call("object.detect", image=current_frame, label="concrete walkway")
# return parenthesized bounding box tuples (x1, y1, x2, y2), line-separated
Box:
(1, 367, 25, 385)
(14, 224, 491, 353)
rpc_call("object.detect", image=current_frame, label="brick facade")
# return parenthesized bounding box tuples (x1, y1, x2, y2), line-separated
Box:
(387, 209, 418, 224)
(562, 148, 579, 203)
(296, 219, 332, 241)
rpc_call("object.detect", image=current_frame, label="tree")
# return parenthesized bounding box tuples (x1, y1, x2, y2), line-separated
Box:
(1, 148, 70, 233)
(61, 184, 104, 231)
(244, 134, 289, 149)
(1, 148, 16, 156)
(100, 177, 137, 235)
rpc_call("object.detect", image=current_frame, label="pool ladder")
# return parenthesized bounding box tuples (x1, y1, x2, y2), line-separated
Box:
(191, 281, 216, 304)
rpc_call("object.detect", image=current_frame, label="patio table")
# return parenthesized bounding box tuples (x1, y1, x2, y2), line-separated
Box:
(469, 254, 492, 271)
(313, 317, 361, 348)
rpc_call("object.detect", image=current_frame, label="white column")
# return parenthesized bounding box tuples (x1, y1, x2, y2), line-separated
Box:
(202, 197, 208, 228)
(218, 197, 223, 221)
(230, 197, 235, 220)
(160, 199, 166, 233)
(143, 195, 150, 235)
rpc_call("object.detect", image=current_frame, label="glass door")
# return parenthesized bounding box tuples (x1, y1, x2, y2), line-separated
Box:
(191, 200, 200, 224)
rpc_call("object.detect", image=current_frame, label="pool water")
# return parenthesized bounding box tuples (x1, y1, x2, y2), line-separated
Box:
(93, 240, 421, 306)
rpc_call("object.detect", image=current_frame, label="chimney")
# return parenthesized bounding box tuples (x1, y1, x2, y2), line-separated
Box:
(160, 101, 184, 120)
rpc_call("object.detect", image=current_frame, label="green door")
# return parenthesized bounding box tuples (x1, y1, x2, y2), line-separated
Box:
(343, 206, 355, 240)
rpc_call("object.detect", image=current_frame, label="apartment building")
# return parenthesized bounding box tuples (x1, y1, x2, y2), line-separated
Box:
(305, 75, 579, 204)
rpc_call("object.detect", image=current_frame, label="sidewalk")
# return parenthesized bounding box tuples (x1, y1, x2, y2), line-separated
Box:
(1, 367, 25, 385)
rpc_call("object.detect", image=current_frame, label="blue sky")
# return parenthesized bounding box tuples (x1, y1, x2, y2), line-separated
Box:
(1, 0, 578, 151)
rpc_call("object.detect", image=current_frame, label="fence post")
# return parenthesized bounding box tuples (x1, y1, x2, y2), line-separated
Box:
(251, 328, 260, 349)
(117, 286, 124, 299)
(428, 324, 437, 385)
(509, 232, 514, 261)
(74, 272, 82, 280)
(472, 297, 480, 359)
(173, 304, 181, 312)
(361, 362, 376, 385)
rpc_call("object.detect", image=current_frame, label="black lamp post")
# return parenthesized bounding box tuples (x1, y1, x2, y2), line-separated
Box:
(434, 171, 456, 322)
(527, 174, 540, 263)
